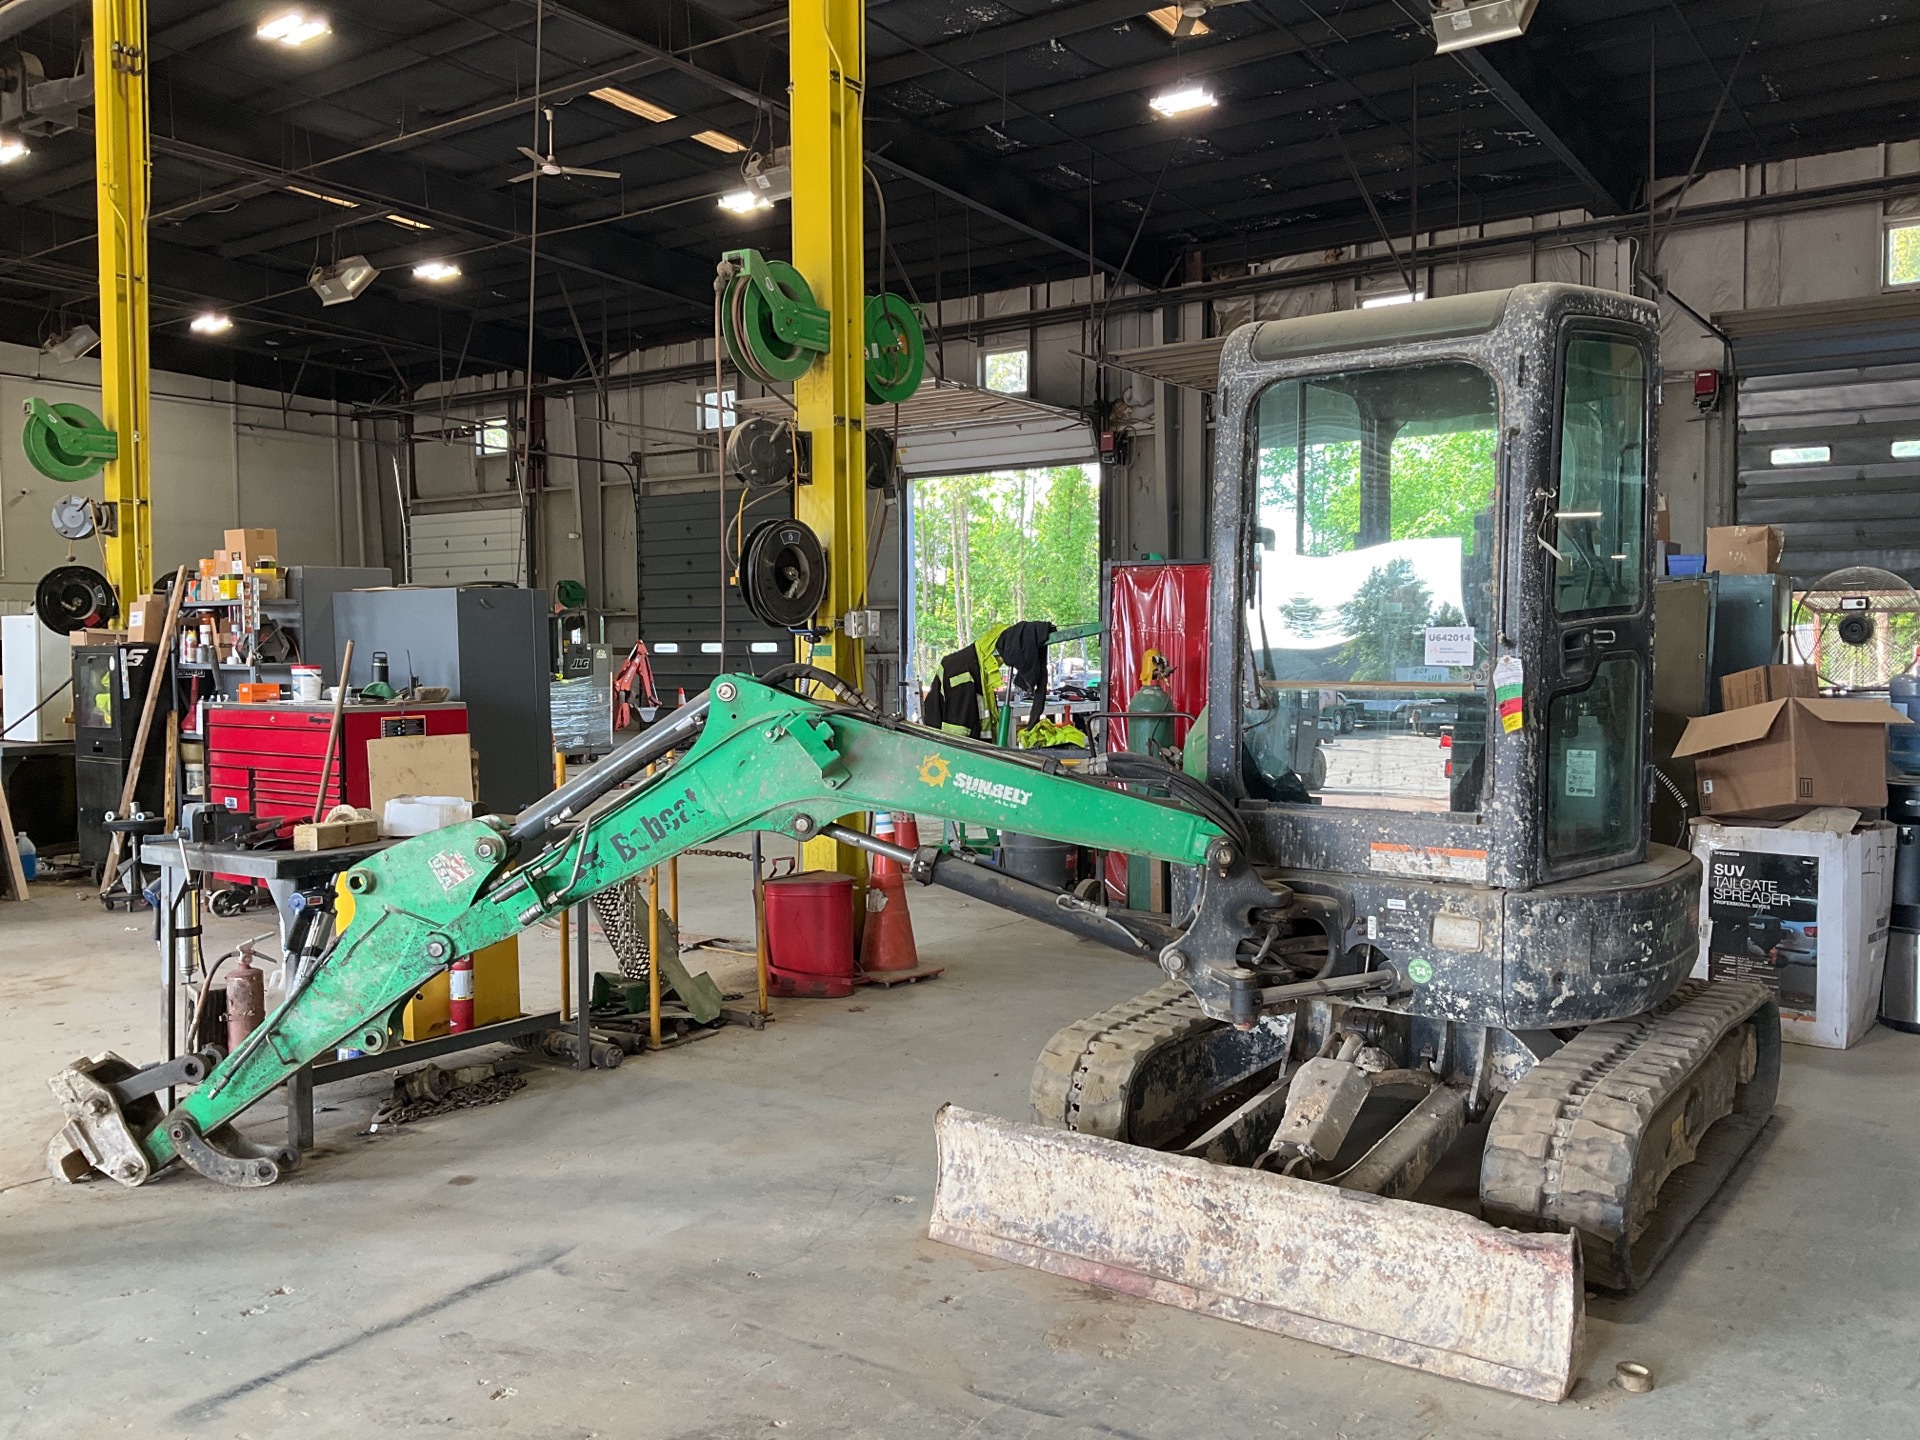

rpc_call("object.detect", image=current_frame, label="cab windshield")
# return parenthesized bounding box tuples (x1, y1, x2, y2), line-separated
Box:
(1246, 362, 1499, 814)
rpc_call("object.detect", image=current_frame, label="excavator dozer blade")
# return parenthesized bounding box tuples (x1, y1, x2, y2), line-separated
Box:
(929, 1105, 1583, 1402)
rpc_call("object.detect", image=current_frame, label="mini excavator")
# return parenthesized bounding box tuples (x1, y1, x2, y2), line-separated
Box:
(48, 285, 1778, 1402)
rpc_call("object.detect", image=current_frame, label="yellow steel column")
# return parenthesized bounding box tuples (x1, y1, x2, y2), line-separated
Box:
(92, 0, 153, 600)
(790, 0, 868, 877)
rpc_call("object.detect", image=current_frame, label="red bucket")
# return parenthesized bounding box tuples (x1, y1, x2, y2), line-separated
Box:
(765, 870, 855, 998)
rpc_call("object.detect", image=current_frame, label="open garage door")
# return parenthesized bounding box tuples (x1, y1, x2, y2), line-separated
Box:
(1725, 298, 1920, 584)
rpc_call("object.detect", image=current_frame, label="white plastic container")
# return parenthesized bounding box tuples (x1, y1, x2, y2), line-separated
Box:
(290, 665, 324, 702)
(382, 795, 474, 837)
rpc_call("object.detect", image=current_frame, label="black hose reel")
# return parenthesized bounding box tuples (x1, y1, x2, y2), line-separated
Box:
(738, 518, 829, 630)
(35, 564, 118, 634)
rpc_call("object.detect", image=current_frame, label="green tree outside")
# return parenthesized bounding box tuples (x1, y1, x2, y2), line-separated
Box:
(910, 465, 1100, 682)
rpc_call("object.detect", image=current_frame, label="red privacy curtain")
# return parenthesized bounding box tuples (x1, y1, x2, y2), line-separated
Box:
(1105, 561, 1212, 904)
(1105, 561, 1212, 753)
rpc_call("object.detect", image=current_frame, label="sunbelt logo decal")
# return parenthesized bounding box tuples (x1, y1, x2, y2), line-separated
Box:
(954, 772, 1031, 808)
(916, 752, 1031, 807)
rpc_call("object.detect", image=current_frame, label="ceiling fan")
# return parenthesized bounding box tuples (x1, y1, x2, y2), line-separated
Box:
(510, 106, 619, 183)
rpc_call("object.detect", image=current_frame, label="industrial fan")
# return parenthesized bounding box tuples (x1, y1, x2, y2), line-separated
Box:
(1790, 565, 1920, 692)
(510, 106, 619, 183)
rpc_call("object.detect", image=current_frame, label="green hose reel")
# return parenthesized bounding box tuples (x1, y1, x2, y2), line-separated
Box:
(22, 398, 118, 483)
(721, 249, 830, 386)
(864, 292, 924, 405)
(719, 248, 926, 403)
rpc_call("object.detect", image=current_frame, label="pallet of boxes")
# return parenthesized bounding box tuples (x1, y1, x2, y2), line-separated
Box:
(1674, 527, 1908, 1047)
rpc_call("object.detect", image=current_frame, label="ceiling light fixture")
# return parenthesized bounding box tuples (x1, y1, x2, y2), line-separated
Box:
(0, 134, 29, 164)
(386, 213, 432, 231)
(1149, 84, 1216, 118)
(718, 190, 773, 214)
(1429, 0, 1539, 54)
(190, 312, 233, 335)
(692, 130, 746, 154)
(257, 9, 330, 46)
(1146, 4, 1210, 37)
(42, 324, 98, 363)
(1360, 289, 1426, 308)
(413, 260, 461, 282)
(287, 183, 355, 208)
(308, 255, 378, 306)
(590, 86, 675, 123)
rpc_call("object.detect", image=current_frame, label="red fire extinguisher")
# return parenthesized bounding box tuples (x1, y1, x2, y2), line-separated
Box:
(448, 954, 475, 1033)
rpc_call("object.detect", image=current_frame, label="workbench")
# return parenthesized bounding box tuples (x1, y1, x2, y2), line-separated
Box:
(140, 836, 598, 1152)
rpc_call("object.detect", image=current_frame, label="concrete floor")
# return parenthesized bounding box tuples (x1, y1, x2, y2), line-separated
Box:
(3, 853, 1916, 1440)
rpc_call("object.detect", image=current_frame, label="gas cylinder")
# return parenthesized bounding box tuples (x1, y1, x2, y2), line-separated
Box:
(1128, 650, 1176, 756)
(448, 954, 475, 1033)
(225, 945, 266, 1053)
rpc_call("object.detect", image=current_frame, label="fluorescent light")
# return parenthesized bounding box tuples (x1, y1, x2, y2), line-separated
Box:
(750, 642, 780, 654)
(1554, 510, 1603, 521)
(0, 134, 29, 164)
(308, 255, 378, 306)
(652, 642, 680, 654)
(190, 313, 233, 335)
(700, 642, 723, 654)
(42, 324, 98, 362)
(288, 183, 355, 208)
(1430, 0, 1539, 55)
(1360, 289, 1426, 308)
(718, 190, 773, 214)
(692, 130, 746, 154)
(591, 86, 675, 123)
(1150, 85, 1216, 118)
(257, 9, 329, 45)
(1146, 4, 1209, 35)
(412, 260, 461, 282)
(386, 213, 432, 232)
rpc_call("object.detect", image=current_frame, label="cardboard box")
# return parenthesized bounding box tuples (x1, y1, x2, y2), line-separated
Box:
(1719, 663, 1818, 712)
(1691, 817, 1897, 1047)
(69, 627, 126, 648)
(223, 528, 278, 567)
(402, 937, 522, 1040)
(1653, 490, 1671, 543)
(1706, 524, 1783, 575)
(123, 595, 167, 644)
(1674, 697, 1909, 817)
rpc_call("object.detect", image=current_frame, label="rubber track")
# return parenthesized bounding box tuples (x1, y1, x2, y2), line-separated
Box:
(1482, 979, 1770, 1255)
(1030, 981, 1219, 1141)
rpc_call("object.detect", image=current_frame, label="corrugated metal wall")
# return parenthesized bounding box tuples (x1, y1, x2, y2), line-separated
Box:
(634, 484, 795, 697)
(1734, 345, 1920, 584)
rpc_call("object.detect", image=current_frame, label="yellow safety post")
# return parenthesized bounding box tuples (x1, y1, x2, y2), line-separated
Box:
(92, 0, 153, 599)
(790, 0, 869, 883)
(668, 856, 680, 928)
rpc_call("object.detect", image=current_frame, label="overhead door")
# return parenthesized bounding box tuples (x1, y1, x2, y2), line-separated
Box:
(409, 504, 527, 585)
(635, 484, 795, 698)
(1728, 302, 1920, 585)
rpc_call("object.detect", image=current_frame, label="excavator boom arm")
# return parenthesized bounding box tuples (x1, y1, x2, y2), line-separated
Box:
(126, 675, 1246, 1178)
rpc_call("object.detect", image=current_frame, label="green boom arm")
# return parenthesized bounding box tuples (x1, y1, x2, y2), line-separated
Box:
(143, 675, 1234, 1178)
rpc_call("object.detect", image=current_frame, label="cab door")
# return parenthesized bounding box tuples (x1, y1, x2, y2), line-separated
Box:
(1539, 325, 1654, 878)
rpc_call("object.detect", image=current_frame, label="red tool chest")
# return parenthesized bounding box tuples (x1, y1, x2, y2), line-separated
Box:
(207, 701, 469, 835)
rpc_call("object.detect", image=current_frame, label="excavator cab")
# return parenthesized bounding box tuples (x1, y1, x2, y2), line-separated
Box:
(1210, 283, 1688, 1027)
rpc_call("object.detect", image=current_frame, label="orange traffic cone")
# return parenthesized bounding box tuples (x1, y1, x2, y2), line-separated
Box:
(859, 813, 942, 985)
(677, 687, 688, 708)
